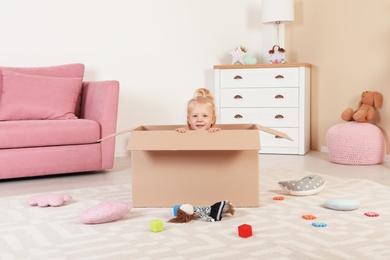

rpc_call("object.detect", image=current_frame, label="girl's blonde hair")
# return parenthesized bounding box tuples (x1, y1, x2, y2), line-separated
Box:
(187, 88, 216, 128)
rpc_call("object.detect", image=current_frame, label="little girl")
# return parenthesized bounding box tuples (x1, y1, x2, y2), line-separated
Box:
(175, 88, 221, 133)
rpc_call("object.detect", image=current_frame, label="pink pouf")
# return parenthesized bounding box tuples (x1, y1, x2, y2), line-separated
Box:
(326, 122, 386, 165)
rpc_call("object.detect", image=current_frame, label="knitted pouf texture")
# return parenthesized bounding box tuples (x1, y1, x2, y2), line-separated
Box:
(326, 122, 386, 165)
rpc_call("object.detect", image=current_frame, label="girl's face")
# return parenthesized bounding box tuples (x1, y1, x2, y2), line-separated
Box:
(187, 103, 215, 131)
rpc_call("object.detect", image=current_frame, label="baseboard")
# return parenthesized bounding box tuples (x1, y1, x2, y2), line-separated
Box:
(321, 146, 390, 162)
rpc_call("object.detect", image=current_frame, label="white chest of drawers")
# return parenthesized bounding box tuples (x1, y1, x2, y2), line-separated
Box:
(214, 63, 311, 155)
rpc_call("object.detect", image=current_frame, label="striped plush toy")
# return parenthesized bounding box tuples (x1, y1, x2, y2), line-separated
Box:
(168, 200, 235, 223)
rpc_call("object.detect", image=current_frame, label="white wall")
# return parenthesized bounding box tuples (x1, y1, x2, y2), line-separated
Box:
(0, 0, 280, 156)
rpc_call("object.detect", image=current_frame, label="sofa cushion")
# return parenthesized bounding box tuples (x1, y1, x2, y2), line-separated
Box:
(0, 63, 85, 116)
(0, 119, 100, 149)
(0, 71, 83, 120)
(0, 63, 84, 91)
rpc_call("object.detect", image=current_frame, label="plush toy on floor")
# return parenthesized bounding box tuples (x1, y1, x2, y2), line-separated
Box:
(168, 200, 235, 223)
(278, 175, 326, 196)
(341, 91, 383, 122)
(27, 193, 72, 207)
(79, 200, 131, 224)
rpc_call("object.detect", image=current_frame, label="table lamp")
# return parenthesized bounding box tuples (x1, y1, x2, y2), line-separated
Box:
(262, 0, 294, 63)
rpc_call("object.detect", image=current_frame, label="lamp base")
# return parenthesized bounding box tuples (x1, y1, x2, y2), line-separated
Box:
(268, 45, 287, 64)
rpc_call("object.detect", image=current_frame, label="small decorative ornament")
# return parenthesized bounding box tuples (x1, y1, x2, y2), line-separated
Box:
(268, 45, 287, 64)
(230, 46, 247, 65)
(244, 55, 257, 65)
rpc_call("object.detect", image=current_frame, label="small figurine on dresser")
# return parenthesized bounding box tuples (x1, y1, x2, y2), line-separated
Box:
(268, 45, 287, 64)
(230, 46, 257, 65)
(168, 200, 235, 223)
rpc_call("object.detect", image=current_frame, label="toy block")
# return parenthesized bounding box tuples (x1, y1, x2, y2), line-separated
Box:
(238, 224, 252, 238)
(150, 219, 164, 232)
(173, 205, 181, 216)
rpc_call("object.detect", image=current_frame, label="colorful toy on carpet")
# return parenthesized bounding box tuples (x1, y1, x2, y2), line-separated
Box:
(229, 46, 257, 65)
(341, 91, 383, 122)
(168, 200, 235, 223)
(302, 215, 317, 220)
(79, 200, 131, 224)
(364, 212, 379, 217)
(238, 224, 253, 238)
(278, 175, 326, 196)
(312, 222, 327, 227)
(27, 193, 72, 207)
(150, 219, 164, 232)
(324, 199, 360, 211)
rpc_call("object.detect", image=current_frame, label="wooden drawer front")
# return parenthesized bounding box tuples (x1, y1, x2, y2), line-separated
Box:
(220, 108, 299, 127)
(259, 127, 299, 148)
(220, 88, 298, 108)
(220, 68, 299, 88)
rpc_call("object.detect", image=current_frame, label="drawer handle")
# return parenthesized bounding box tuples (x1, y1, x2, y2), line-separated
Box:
(275, 75, 284, 79)
(275, 114, 284, 119)
(234, 95, 243, 99)
(234, 114, 243, 119)
(275, 135, 283, 139)
(233, 75, 243, 80)
(274, 94, 284, 99)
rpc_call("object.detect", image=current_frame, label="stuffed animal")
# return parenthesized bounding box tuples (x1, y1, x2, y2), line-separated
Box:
(79, 200, 131, 224)
(27, 193, 72, 207)
(168, 200, 235, 223)
(230, 46, 247, 65)
(278, 175, 326, 196)
(341, 91, 383, 122)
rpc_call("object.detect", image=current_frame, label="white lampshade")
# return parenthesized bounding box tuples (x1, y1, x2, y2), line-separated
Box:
(262, 0, 294, 24)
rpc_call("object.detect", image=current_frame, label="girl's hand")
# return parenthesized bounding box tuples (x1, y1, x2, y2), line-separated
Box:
(208, 127, 222, 133)
(175, 127, 187, 133)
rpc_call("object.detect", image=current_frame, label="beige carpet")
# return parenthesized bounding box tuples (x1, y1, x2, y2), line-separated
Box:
(1, 169, 390, 260)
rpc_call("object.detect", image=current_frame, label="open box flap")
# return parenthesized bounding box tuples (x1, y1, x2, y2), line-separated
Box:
(254, 124, 293, 141)
(127, 124, 292, 151)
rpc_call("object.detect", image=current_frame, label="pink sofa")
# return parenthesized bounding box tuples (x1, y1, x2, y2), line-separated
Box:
(0, 63, 119, 179)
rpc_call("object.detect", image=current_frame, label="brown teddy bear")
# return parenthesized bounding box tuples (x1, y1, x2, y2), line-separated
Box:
(341, 91, 383, 122)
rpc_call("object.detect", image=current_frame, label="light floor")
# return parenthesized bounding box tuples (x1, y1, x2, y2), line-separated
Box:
(0, 151, 389, 197)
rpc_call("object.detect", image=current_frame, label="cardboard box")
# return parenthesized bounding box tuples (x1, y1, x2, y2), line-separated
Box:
(127, 124, 291, 207)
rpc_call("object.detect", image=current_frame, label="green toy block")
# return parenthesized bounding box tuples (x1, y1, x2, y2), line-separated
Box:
(150, 219, 164, 232)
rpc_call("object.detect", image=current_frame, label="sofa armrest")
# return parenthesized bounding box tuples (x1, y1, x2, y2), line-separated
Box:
(80, 80, 119, 169)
